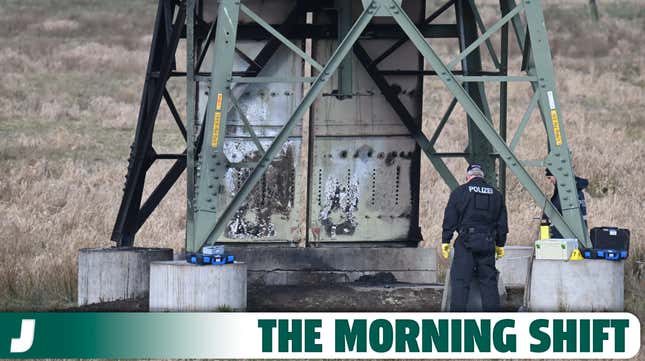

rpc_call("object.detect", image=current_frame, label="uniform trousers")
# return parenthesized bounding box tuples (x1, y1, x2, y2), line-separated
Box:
(450, 238, 500, 312)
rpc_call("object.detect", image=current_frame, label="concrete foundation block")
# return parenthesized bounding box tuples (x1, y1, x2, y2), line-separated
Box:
(224, 246, 436, 285)
(78, 247, 173, 306)
(495, 246, 533, 287)
(149, 261, 247, 311)
(529, 259, 624, 311)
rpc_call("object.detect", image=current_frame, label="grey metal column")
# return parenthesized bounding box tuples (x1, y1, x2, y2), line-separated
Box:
(201, 1, 380, 249)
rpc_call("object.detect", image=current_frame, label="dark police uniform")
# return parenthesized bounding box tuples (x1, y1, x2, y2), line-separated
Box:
(442, 174, 508, 312)
(542, 169, 589, 239)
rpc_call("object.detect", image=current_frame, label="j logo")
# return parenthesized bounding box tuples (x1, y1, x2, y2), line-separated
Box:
(10, 319, 35, 353)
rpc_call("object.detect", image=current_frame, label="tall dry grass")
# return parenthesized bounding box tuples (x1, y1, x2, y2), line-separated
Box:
(0, 0, 642, 321)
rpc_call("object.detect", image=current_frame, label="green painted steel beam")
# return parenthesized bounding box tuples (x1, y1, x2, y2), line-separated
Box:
(431, 152, 500, 158)
(456, 0, 496, 186)
(468, 0, 587, 246)
(467, 0, 501, 69)
(200, 1, 380, 249)
(455, 75, 537, 82)
(510, 89, 539, 151)
(502, 0, 553, 160)
(503, 0, 526, 50)
(429, 98, 457, 147)
(521, 159, 546, 167)
(524, 0, 589, 246)
(383, 0, 583, 244)
(240, 4, 324, 72)
(192, 0, 242, 251)
(230, 76, 316, 83)
(194, 75, 212, 83)
(448, 3, 523, 70)
(499, 0, 509, 195)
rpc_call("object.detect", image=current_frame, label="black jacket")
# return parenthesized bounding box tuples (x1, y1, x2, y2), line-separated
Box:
(442, 177, 508, 247)
(543, 176, 589, 238)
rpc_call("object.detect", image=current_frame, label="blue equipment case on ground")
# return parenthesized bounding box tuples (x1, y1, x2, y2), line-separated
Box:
(582, 248, 628, 261)
(186, 253, 235, 265)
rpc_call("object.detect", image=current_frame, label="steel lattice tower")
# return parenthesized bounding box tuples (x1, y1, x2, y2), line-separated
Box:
(111, 0, 590, 252)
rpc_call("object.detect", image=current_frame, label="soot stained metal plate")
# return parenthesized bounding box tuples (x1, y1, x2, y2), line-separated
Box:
(310, 136, 415, 242)
(220, 138, 303, 242)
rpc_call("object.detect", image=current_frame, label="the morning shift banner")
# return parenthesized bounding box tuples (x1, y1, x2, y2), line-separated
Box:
(0, 313, 640, 359)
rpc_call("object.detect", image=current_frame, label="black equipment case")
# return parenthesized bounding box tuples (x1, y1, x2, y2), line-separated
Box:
(584, 227, 630, 260)
(590, 227, 630, 250)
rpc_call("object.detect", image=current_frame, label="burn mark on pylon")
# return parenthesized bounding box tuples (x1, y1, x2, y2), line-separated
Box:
(225, 141, 296, 239)
(319, 175, 359, 238)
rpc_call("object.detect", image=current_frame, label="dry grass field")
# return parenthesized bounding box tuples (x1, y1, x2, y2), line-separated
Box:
(0, 0, 642, 323)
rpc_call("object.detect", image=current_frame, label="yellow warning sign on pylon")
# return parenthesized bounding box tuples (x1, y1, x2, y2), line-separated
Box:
(211, 112, 222, 148)
(551, 110, 563, 146)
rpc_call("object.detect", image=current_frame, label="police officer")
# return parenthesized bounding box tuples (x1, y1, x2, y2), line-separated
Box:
(542, 168, 589, 238)
(441, 164, 508, 312)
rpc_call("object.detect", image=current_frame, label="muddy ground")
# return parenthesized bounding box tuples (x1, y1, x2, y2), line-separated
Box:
(66, 282, 525, 312)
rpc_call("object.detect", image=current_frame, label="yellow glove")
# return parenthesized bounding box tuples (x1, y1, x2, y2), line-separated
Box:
(441, 244, 451, 259)
(495, 246, 505, 260)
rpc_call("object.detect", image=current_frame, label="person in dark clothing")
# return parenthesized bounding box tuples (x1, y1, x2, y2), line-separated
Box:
(542, 168, 589, 238)
(441, 164, 508, 312)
